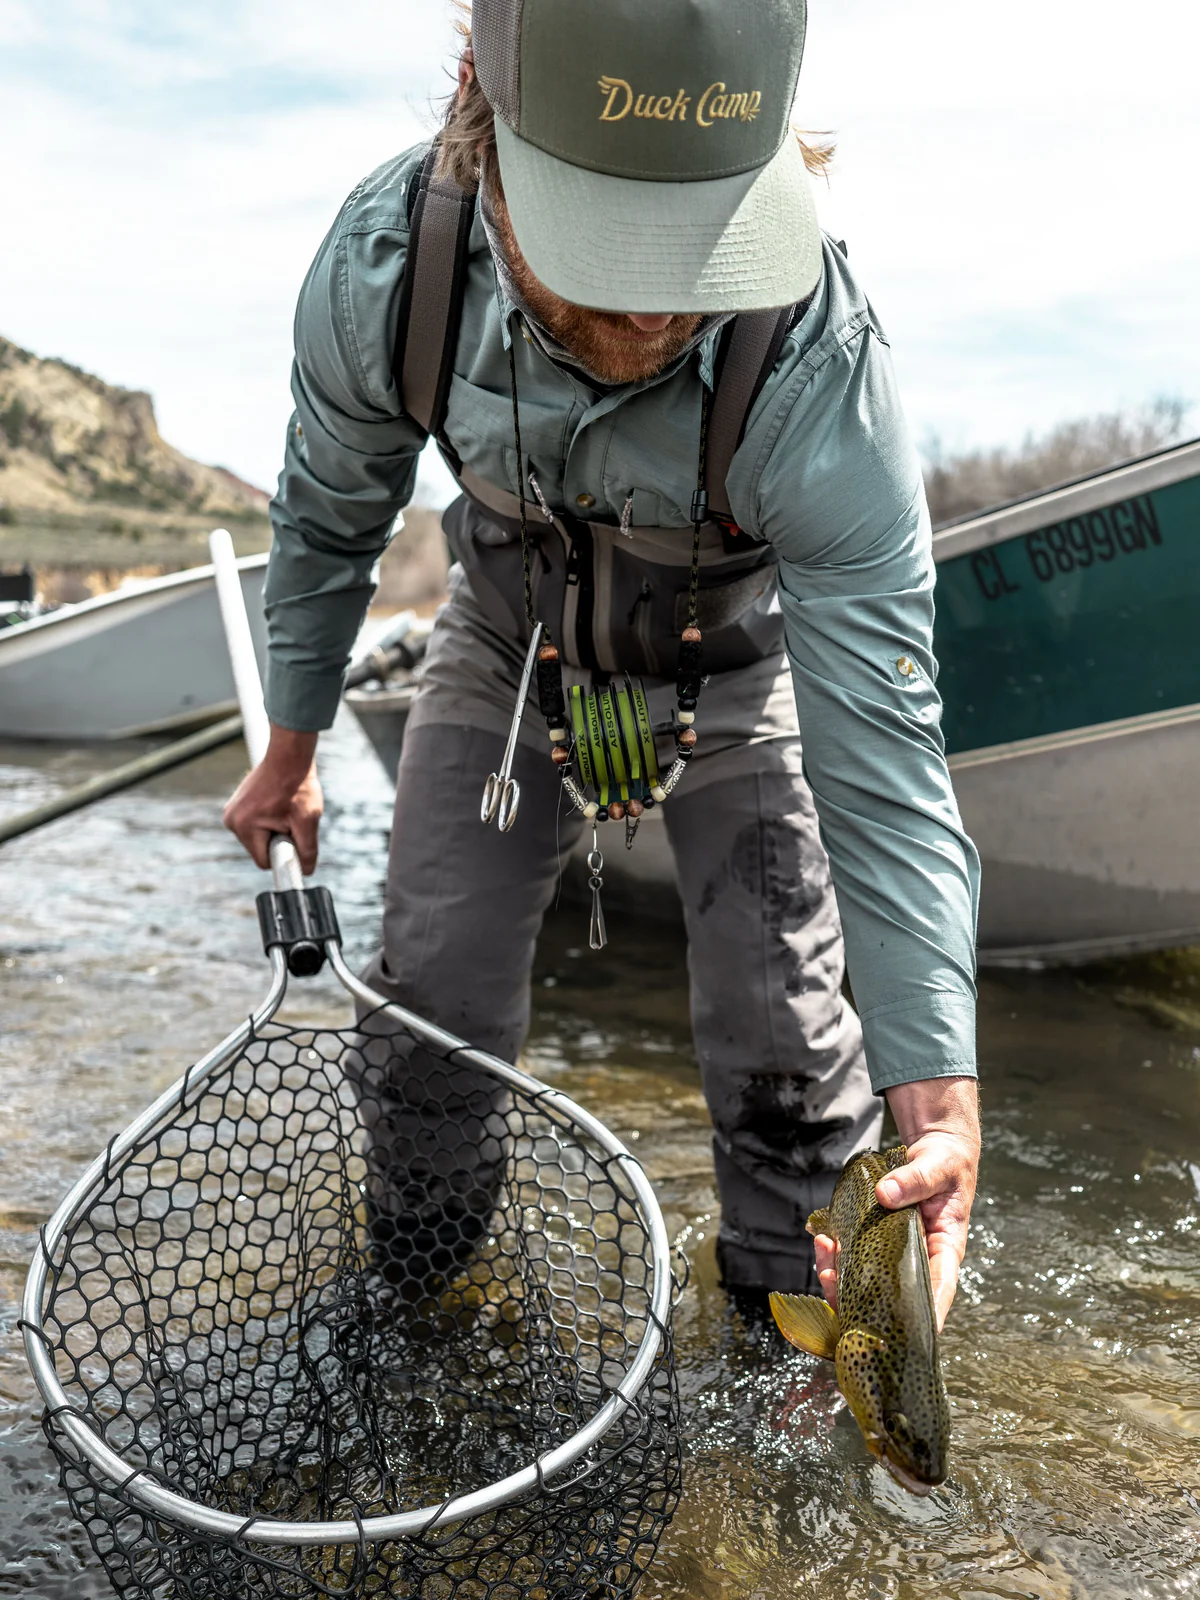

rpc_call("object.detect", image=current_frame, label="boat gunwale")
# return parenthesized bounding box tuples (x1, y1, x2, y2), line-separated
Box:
(948, 700, 1200, 769)
(0, 550, 269, 644)
(931, 437, 1200, 562)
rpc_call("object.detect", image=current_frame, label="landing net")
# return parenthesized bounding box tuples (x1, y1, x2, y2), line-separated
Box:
(23, 960, 680, 1600)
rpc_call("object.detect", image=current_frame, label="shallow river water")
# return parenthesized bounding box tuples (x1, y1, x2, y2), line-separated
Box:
(1, 712, 1198, 1599)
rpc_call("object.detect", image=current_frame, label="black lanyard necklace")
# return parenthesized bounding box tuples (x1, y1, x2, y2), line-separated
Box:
(479, 327, 709, 948)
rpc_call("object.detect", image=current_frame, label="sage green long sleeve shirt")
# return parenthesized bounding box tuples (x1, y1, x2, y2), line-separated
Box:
(265, 141, 980, 1095)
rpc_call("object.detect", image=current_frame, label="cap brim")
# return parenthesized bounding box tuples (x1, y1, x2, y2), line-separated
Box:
(493, 118, 823, 314)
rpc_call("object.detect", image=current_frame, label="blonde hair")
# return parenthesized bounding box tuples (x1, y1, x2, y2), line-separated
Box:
(438, 6, 835, 191)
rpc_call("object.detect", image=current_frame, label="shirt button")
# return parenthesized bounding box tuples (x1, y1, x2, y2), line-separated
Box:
(576, 493, 596, 509)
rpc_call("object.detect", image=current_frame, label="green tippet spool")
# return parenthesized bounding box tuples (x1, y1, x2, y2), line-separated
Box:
(598, 687, 633, 803)
(583, 687, 611, 807)
(570, 685, 596, 789)
(568, 679, 661, 816)
(625, 675, 661, 790)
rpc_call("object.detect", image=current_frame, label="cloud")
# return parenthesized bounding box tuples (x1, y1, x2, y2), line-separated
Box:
(0, 0, 461, 498)
(0, 0, 453, 114)
(1, 0, 1196, 509)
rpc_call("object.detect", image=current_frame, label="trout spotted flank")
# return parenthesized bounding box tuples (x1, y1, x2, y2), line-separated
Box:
(769, 1145, 951, 1494)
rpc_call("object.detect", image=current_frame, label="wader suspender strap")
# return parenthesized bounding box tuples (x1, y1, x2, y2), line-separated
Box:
(393, 146, 800, 497)
(703, 305, 797, 521)
(394, 146, 477, 438)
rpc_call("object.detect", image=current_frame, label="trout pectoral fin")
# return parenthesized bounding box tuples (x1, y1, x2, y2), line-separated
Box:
(805, 1206, 833, 1238)
(769, 1293, 840, 1360)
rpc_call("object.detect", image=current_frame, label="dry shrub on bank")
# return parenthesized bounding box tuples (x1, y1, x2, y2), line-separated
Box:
(924, 397, 1191, 527)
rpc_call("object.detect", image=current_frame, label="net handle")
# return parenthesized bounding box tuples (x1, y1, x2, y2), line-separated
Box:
(209, 528, 303, 893)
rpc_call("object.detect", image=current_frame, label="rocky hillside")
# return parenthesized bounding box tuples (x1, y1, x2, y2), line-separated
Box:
(0, 335, 269, 521)
(0, 334, 450, 610)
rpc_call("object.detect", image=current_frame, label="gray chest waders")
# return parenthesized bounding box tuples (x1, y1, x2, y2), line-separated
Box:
(396, 144, 804, 946)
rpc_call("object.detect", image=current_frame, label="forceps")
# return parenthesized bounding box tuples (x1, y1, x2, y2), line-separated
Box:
(481, 621, 544, 833)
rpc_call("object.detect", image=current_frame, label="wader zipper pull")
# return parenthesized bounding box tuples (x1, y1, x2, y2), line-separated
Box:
(628, 579, 652, 626)
(565, 540, 581, 586)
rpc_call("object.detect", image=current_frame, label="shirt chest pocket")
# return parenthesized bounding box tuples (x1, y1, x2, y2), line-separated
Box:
(442, 373, 565, 502)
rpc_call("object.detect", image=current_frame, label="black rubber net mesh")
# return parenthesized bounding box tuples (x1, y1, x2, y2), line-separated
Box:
(35, 1018, 681, 1599)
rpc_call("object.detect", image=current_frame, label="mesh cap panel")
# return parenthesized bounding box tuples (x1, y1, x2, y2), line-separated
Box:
(472, 0, 523, 129)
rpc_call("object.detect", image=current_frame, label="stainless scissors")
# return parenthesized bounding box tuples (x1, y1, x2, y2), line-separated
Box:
(481, 621, 544, 833)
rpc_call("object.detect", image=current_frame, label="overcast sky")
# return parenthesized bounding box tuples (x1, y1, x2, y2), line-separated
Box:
(2, 0, 1197, 506)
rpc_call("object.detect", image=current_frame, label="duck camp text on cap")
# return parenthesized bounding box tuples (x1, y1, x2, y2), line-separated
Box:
(597, 77, 764, 126)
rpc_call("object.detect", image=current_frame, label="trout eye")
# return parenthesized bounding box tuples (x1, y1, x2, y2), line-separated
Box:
(885, 1412, 908, 1436)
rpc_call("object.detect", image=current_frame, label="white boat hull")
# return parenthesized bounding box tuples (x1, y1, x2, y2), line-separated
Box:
(950, 704, 1200, 964)
(0, 555, 268, 740)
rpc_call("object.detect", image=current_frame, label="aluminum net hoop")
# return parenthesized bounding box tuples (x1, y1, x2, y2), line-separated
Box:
(22, 953, 680, 1598)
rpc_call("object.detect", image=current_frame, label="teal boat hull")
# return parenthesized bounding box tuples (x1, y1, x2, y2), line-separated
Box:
(933, 439, 1200, 961)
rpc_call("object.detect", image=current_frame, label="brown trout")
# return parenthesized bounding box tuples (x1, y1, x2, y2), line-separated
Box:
(769, 1145, 951, 1494)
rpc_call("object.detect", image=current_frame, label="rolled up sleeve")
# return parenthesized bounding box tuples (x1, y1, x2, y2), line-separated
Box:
(730, 298, 980, 1094)
(265, 151, 429, 731)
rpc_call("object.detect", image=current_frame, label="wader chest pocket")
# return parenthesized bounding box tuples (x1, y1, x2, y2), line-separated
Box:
(673, 566, 777, 634)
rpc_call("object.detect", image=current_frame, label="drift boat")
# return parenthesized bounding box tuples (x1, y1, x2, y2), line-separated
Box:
(0, 553, 268, 740)
(936, 436, 1200, 961)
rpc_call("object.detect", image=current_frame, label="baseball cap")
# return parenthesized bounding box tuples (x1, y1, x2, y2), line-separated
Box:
(470, 0, 822, 313)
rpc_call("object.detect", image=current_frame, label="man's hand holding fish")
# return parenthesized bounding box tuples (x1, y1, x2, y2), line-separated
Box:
(812, 1078, 981, 1331)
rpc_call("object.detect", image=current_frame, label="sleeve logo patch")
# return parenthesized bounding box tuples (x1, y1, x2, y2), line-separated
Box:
(598, 76, 763, 127)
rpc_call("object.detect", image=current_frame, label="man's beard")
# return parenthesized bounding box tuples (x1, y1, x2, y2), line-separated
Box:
(493, 198, 703, 385)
